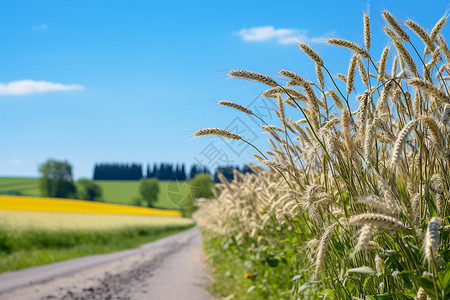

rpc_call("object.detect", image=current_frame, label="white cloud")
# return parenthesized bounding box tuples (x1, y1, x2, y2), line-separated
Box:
(8, 158, 23, 165)
(237, 26, 333, 45)
(0, 80, 84, 96)
(33, 24, 48, 30)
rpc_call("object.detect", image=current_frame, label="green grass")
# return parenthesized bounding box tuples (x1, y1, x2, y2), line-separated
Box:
(0, 177, 40, 196)
(203, 232, 295, 300)
(0, 223, 194, 273)
(0, 177, 193, 210)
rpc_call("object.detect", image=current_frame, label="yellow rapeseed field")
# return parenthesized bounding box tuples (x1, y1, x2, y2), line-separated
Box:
(0, 195, 181, 217)
(0, 210, 193, 230)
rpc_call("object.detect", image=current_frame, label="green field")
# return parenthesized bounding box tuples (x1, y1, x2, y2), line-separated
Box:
(0, 210, 194, 272)
(0, 178, 193, 209)
(0, 178, 41, 196)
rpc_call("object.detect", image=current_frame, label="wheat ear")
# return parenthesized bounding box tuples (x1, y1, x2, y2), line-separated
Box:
(194, 128, 241, 140)
(390, 119, 419, 168)
(364, 13, 371, 51)
(415, 287, 429, 300)
(437, 35, 450, 64)
(277, 95, 287, 127)
(261, 160, 288, 171)
(378, 47, 390, 82)
(299, 43, 324, 66)
(420, 115, 444, 153)
(392, 38, 418, 77)
(424, 217, 441, 266)
(327, 38, 370, 59)
(314, 223, 337, 276)
(262, 125, 284, 133)
(409, 78, 450, 102)
(431, 16, 447, 41)
(327, 90, 344, 111)
(382, 11, 410, 42)
(229, 69, 278, 87)
(364, 120, 376, 164)
(357, 56, 369, 87)
(375, 255, 385, 276)
(263, 87, 307, 101)
(405, 20, 434, 51)
(351, 224, 374, 257)
(316, 64, 325, 89)
(347, 54, 358, 95)
(349, 213, 405, 231)
(219, 101, 253, 115)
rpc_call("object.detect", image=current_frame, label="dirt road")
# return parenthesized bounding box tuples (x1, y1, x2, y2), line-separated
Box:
(0, 227, 213, 300)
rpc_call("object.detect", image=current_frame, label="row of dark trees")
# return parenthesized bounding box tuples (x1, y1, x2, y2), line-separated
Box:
(93, 163, 143, 180)
(93, 163, 253, 182)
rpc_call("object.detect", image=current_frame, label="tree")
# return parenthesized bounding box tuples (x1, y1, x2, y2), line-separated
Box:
(76, 179, 103, 201)
(180, 173, 215, 217)
(39, 159, 76, 198)
(139, 179, 160, 207)
(188, 173, 215, 199)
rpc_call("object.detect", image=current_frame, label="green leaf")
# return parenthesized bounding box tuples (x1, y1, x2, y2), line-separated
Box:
(346, 266, 377, 276)
(395, 290, 414, 300)
(438, 263, 450, 294)
(416, 276, 437, 299)
(265, 257, 279, 268)
(370, 296, 393, 300)
(378, 250, 396, 259)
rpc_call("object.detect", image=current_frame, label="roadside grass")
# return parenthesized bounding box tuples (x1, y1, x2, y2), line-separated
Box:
(204, 233, 295, 300)
(204, 235, 252, 299)
(0, 178, 191, 209)
(0, 211, 194, 273)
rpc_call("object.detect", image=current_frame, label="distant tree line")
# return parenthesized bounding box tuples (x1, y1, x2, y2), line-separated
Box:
(93, 162, 253, 182)
(214, 165, 254, 183)
(93, 163, 143, 180)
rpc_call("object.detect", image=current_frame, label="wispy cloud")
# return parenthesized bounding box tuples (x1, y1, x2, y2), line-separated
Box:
(33, 24, 48, 30)
(0, 80, 84, 96)
(237, 26, 334, 45)
(8, 158, 23, 165)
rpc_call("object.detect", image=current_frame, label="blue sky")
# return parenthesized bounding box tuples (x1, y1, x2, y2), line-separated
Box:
(0, 0, 449, 179)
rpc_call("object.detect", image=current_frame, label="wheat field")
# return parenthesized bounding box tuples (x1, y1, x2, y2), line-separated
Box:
(0, 210, 193, 230)
(194, 11, 450, 300)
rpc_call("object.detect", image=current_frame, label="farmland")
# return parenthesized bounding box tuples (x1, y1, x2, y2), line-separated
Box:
(0, 177, 40, 196)
(0, 194, 194, 273)
(0, 210, 193, 273)
(0, 177, 191, 209)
